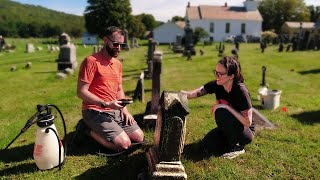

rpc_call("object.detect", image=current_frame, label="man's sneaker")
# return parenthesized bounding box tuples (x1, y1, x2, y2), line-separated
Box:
(221, 145, 245, 159)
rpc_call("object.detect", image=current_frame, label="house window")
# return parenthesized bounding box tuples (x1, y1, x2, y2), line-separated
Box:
(241, 23, 246, 34)
(210, 22, 214, 33)
(226, 23, 230, 33)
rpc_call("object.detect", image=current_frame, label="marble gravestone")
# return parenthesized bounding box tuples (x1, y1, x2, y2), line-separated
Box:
(146, 91, 189, 180)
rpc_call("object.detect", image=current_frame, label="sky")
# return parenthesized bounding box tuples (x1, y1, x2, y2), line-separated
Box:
(11, 0, 320, 22)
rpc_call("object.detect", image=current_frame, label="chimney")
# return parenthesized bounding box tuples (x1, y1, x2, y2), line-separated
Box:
(187, 2, 190, 8)
(225, 2, 227, 7)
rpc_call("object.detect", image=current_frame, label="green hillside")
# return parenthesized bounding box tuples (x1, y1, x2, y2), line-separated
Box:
(0, 0, 85, 38)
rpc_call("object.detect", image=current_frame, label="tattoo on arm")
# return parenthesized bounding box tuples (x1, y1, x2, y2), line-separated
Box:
(196, 87, 207, 97)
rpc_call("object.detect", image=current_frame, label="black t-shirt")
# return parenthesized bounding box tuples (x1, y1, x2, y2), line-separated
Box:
(204, 80, 252, 112)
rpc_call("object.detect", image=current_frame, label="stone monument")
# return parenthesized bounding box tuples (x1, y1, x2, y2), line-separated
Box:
(146, 91, 189, 180)
(173, 34, 184, 53)
(143, 51, 162, 126)
(25, 43, 35, 53)
(57, 33, 77, 71)
(183, 20, 196, 56)
(145, 38, 157, 79)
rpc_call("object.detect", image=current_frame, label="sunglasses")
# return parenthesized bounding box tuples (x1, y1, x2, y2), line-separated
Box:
(213, 70, 227, 77)
(106, 36, 126, 48)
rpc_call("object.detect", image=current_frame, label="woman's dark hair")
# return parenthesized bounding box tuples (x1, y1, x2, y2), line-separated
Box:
(218, 56, 244, 83)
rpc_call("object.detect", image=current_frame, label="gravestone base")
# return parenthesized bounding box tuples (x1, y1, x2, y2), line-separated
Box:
(146, 147, 187, 180)
(252, 108, 276, 131)
(143, 114, 157, 128)
(58, 61, 77, 71)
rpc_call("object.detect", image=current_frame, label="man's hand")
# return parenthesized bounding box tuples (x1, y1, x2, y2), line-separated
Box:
(121, 111, 136, 126)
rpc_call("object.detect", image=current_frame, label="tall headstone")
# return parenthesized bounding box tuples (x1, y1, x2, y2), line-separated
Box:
(145, 38, 157, 79)
(150, 51, 162, 115)
(146, 91, 189, 180)
(183, 20, 196, 56)
(57, 33, 77, 71)
(143, 51, 162, 126)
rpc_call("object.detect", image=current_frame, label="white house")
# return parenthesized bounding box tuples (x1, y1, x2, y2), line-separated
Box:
(186, 0, 263, 42)
(82, 32, 98, 45)
(153, 21, 185, 44)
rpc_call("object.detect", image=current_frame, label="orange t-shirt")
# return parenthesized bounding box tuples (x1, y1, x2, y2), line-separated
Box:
(78, 51, 122, 111)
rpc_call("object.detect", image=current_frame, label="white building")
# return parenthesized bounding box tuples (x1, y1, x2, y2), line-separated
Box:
(186, 0, 263, 42)
(153, 21, 185, 44)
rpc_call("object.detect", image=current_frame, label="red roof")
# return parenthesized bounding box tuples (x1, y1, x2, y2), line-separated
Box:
(187, 5, 262, 21)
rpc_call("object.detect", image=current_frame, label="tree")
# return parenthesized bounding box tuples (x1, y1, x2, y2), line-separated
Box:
(171, 16, 184, 22)
(84, 0, 133, 38)
(136, 13, 157, 31)
(127, 16, 146, 38)
(258, 0, 310, 33)
(193, 27, 209, 45)
(308, 5, 320, 22)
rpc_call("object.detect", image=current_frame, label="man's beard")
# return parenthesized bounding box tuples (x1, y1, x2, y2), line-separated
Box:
(105, 45, 119, 57)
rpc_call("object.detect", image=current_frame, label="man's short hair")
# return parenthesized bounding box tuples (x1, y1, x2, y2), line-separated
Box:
(104, 26, 125, 37)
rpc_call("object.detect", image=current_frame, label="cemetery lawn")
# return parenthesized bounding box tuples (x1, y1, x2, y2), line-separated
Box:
(0, 39, 319, 179)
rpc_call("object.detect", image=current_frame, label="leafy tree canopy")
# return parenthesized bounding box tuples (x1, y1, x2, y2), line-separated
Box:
(258, 0, 310, 33)
(136, 13, 157, 31)
(0, 0, 84, 38)
(84, 0, 133, 38)
(171, 16, 185, 22)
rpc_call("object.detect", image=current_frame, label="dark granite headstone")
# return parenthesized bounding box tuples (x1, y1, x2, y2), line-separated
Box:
(173, 35, 183, 53)
(57, 33, 77, 71)
(183, 20, 196, 56)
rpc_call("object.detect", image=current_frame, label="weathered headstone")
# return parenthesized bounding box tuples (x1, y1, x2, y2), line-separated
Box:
(57, 33, 77, 71)
(24, 62, 32, 69)
(93, 45, 98, 54)
(143, 51, 162, 126)
(146, 91, 189, 180)
(278, 43, 284, 52)
(199, 49, 204, 56)
(133, 72, 145, 102)
(173, 35, 183, 53)
(131, 37, 139, 48)
(286, 44, 291, 52)
(145, 38, 157, 78)
(25, 43, 35, 53)
(151, 51, 162, 114)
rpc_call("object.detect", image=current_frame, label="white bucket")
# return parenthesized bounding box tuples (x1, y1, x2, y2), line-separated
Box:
(260, 90, 282, 109)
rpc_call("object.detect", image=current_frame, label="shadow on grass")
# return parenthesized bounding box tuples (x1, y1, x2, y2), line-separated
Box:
(0, 162, 38, 176)
(298, 69, 320, 75)
(74, 150, 149, 180)
(0, 144, 34, 163)
(122, 68, 145, 73)
(126, 88, 152, 98)
(183, 128, 232, 161)
(291, 110, 320, 125)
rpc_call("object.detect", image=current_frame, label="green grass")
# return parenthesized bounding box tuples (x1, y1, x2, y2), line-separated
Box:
(0, 39, 319, 179)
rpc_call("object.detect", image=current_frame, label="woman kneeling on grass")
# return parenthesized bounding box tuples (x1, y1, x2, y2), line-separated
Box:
(181, 56, 255, 159)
